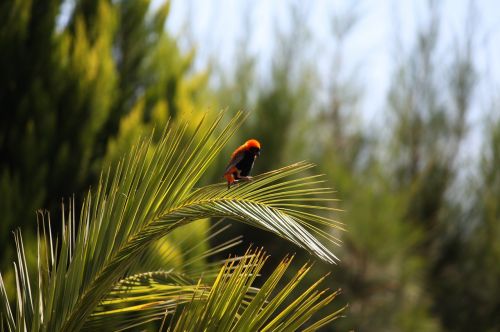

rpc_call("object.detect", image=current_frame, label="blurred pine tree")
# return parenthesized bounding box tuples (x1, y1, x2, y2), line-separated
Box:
(382, 3, 489, 331)
(0, 0, 207, 269)
(311, 6, 442, 330)
(430, 116, 500, 331)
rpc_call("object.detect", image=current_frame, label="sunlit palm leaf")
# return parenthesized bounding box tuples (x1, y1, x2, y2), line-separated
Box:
(84, 271, 208, 331)
(167, 248, 346, 332)
(85, 257, 253, 331)
(0, 111, 343, 331)
(127, 219, 243, 279)
(158, 161, 344, 263)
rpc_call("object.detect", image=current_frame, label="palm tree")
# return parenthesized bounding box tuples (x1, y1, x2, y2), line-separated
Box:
(0, 112, 346, 331)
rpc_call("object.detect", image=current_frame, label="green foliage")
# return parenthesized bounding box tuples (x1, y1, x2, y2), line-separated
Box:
(381, 5, 496, 331)
(0, 0, 206, 269)
(167, 249, 344, 332)
(0, 0, 117, 237)
(329, 166, 440, 331)
(86, 271, 209, 331)
(0, 113, 344, 331)
(430, 116, 500, 331)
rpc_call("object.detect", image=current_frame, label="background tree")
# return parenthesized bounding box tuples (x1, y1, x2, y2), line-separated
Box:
(430, 113, 500, 331)
(0, 0, 205, 269)
(384, 3, 480, 331)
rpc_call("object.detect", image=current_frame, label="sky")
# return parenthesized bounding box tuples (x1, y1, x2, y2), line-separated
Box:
(163, 0, 500, 162)
(165, 1, 499, 112)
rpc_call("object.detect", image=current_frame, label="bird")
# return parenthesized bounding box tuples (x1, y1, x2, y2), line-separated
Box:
(223, 139, 261, 189)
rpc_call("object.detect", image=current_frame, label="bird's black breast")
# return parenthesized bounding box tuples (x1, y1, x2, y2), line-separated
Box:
(234, 150, 256, 177)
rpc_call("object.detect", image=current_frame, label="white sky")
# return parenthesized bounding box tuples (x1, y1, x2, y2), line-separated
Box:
(164, 0, 500, 163)
(165, 0, 499, 116)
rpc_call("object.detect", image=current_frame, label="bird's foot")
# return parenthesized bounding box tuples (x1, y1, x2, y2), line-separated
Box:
(239, 176, 253, 181)
(227, 176, 253, 189)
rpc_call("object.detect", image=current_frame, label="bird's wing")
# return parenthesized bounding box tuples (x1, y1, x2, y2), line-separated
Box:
(224, 149, 245, 174)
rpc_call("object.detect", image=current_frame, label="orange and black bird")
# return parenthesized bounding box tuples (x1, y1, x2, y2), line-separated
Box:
(224, 139, 261, 189)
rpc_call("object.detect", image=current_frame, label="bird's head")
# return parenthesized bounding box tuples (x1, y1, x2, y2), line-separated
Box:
(245, 139, 261, 157)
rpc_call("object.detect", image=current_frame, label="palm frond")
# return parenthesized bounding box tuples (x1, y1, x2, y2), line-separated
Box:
(157, 161, 344, 263)
(84, 271, 207, 331)
(0, 111, 343, 331)
(167, 248, 346, 332)
(127, 219, 243, 280)
(85, 256, 253, 331)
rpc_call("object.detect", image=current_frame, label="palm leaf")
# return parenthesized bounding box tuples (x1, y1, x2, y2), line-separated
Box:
(127, 219, 243, 279)
(167, 248, 346, 332)
(84, 271, 207, 331)
(0, 111, 343, 331)
(160, 161, 344, 263)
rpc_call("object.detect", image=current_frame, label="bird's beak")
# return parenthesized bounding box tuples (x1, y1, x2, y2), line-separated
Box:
(256, 150, 260, 157)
